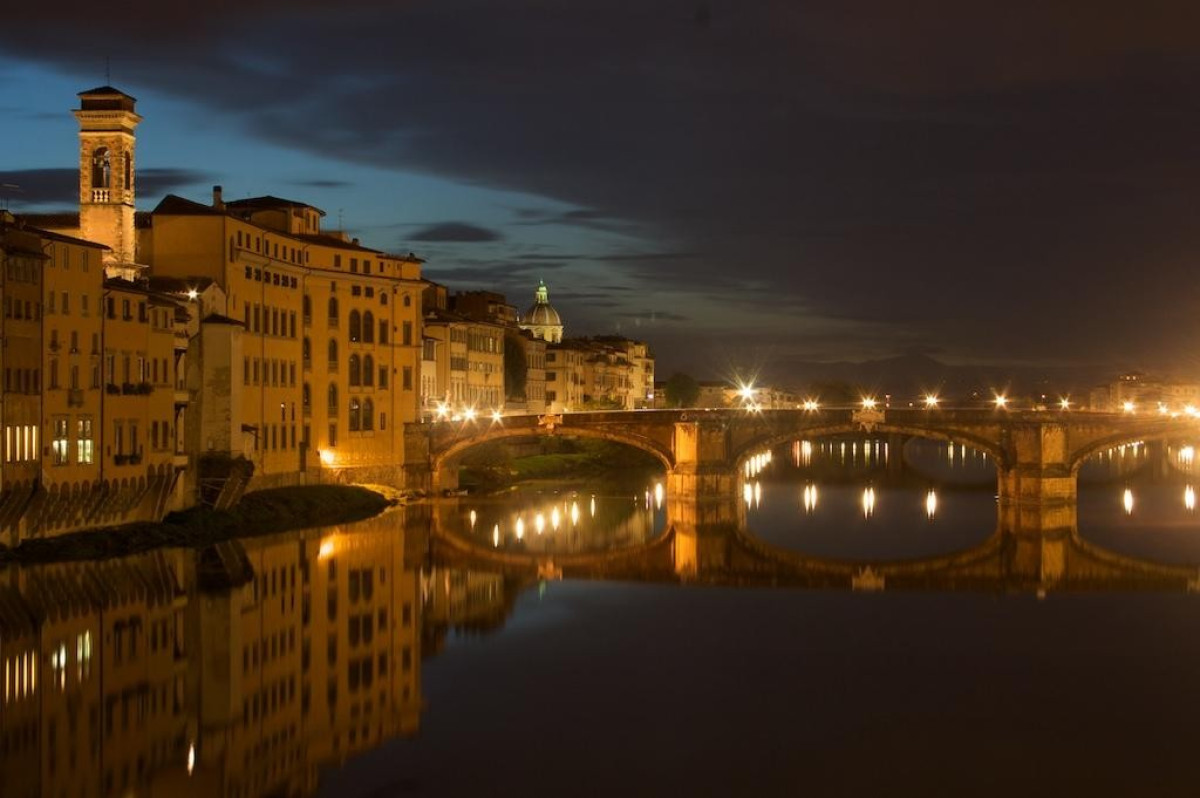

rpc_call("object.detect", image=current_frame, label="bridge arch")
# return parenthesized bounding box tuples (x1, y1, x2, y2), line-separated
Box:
(431, 425, 675, 489)
(1068, 424, 1195, 475)
(730, 422, 1008, 473)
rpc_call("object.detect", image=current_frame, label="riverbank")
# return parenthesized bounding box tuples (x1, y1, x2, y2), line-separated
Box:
(0, 484, 395, 565)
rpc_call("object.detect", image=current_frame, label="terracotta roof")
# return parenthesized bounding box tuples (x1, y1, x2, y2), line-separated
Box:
(17, 211, 81, 230)
(152, 194, 223, 216)
(226, 195, 326, 216)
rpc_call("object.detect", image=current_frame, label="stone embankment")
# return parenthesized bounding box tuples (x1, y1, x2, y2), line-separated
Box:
(0, 485, 395, 564)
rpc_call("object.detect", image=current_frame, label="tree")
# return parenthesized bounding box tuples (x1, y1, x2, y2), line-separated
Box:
(664, 372, 700, 408)
(504, 335, 528, 401)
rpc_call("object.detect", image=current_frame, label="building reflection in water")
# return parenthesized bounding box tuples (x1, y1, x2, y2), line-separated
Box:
(0, 509, 470, 798)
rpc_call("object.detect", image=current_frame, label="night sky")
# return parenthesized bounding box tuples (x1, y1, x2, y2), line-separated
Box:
(2, 1, 1199, 379)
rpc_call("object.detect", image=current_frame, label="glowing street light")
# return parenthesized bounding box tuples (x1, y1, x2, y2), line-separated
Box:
(1122, 400, 1136, 414)
(923, 394, 939, 409)
(861, 397, 877, 410)
(739, 382, 756, 402)
(802, 399, 820, 411)
(491, 409, 503, 423)
(994, 394, 1008, 410)
(463, 407, 477, 421)
(1059, 397, 1071, 411)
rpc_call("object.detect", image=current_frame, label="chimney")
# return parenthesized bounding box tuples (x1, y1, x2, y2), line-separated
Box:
(212, 185, 224, 210)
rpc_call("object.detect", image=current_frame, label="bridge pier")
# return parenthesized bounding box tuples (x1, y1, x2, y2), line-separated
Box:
(666, 419, 739, 502)
(996, 422, 1077, 583)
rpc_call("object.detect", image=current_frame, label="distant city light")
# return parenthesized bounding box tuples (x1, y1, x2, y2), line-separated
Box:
(186, 288, 199, 301)
(1123, 488, 1134, 515)
(1122, 400, 1135, 414)
(491, 409, 503, 422)
(1187, 486, 1196, 512)
(1059, 397, 1071, 410)
(925, 489, 938, 520)
(861, 397, 877, 410)
(739, 382, 755, 401)
(993, 394, 1008, 409)
(923, 394, 939, 408)
(463, 407, 477, 421)
(802, 399, 820, 411)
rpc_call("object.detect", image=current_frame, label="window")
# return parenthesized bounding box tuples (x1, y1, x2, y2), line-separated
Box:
(402, 321, 412, 346)
(52, 417, 69, 465)
(348, 354, 361, 387)
(402, 366, 413, 391)
(328, 339, 338, 372)
(302, 337, 311, 368)
(363, 312, 374, 343)
(328, 422, 337, 447)
(303, 294, 312, 323)
(91, 147, 111, 189)
(379, 321, 388, 344)
(349, 310, 361, 342)
(328, 384, 338, 415)
(303, 383, 311, 411)
(328, 297, 339, 327)
(349, 399, 361, 431)
(362, 399, 374, 431)
(379, 367, 388, 388)
(363, 355, 374, 386)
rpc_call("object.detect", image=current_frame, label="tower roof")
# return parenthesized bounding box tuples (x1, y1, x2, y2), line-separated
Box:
(77, 86, 138, 113)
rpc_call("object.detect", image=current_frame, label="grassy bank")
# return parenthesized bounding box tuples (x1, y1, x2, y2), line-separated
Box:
(460, 438, 664, 493)
(0, 485, 393, 565)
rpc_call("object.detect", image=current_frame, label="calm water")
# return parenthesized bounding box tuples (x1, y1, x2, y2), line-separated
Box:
(3, 437, 1200, 797)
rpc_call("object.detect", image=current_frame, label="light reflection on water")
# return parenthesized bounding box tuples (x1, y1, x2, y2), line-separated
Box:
(447, 486, 668, 554)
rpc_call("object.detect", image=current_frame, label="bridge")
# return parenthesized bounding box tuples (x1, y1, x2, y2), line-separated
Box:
(414, 407, 1200, 538)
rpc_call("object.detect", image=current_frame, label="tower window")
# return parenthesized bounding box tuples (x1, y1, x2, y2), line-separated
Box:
(91, 147, 111, 189)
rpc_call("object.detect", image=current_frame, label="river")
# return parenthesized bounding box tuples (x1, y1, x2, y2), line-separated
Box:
(2, 437, 1199, 797)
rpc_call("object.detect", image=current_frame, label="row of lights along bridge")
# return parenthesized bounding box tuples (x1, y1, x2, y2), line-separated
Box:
(733, 383, 1198, 416)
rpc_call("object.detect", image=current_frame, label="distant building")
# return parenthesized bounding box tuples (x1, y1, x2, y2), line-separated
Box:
(1091, 372, 1200, 412)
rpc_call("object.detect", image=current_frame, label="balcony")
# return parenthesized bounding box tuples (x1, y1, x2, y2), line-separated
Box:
(91, 188, 110, 203)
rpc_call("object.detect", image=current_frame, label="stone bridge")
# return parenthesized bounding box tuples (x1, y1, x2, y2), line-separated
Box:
(415, 407, 1200, 537)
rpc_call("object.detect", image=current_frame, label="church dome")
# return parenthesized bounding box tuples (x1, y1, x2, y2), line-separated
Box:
(519, 280, 564, 343)
(522, 301, 562, 327)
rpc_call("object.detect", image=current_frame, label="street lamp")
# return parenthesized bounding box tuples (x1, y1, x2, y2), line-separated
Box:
(923, 394, 939, 409)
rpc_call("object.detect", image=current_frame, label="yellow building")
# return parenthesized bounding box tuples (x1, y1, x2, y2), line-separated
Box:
(141, 190, 424, 489)
(11, 86, 193, 540)
(544, 341, 587, 412)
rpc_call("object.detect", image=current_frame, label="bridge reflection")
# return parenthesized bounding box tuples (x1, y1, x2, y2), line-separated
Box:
(429, 495, 1200, 594)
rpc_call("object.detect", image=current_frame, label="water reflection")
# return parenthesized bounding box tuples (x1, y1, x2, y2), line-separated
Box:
(440, 487, 666, 556)
(741, 437, 998, 561)
(3, 458, 1200, 797)
(0, 516, 425, 798)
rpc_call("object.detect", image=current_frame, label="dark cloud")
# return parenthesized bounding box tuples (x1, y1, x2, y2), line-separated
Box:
(613, 310, 692, 323)
(2, 1, 1199, 370)
(407, 222, 504, 243)
(287, 178, 353, 188)
(0, 167, 216, 206)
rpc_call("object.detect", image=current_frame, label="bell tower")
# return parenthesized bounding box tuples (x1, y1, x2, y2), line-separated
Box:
(74, 86, 142, 268)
